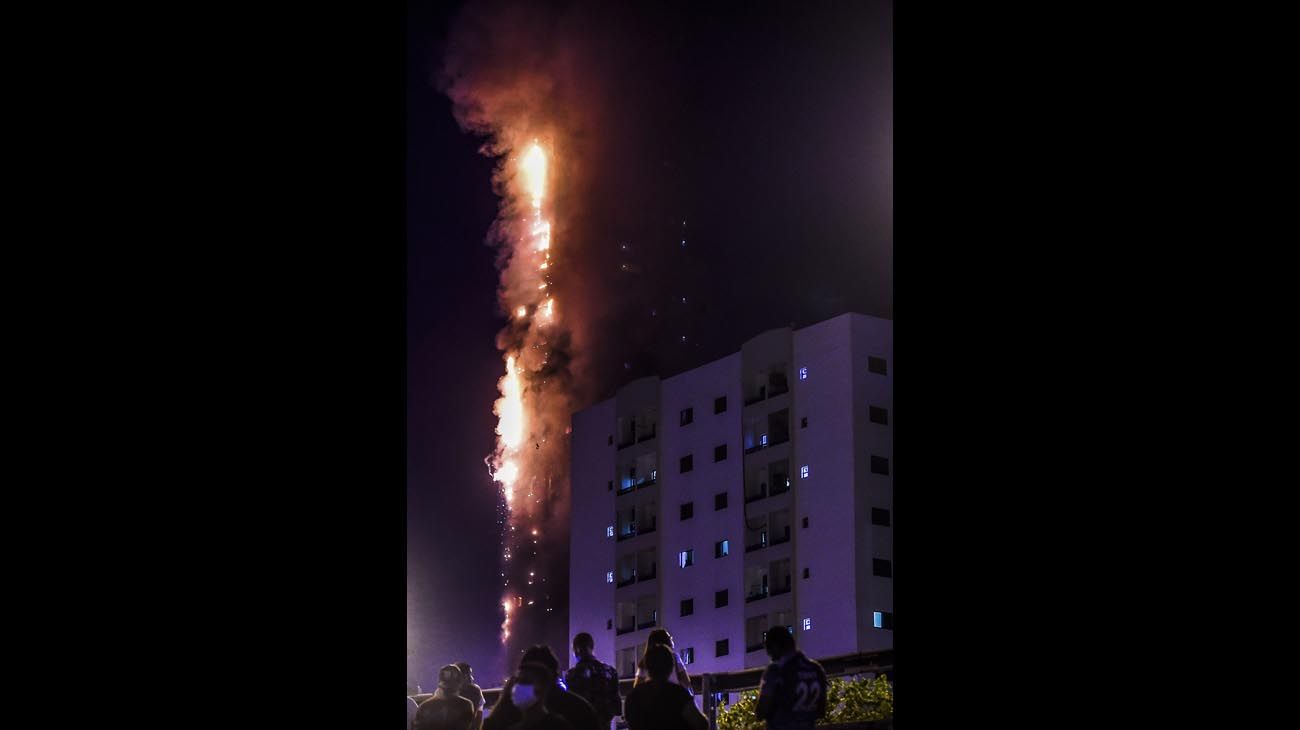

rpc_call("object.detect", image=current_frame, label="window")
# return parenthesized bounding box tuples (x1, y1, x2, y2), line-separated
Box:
(715, 492, 728, 511)
(872, 508, 891, 526)
(799, 367, 808, 380)
(869, 406, 888, 425)
(800, 416, 808, 429)
(607, 480, 613, 492)
(873, 611, 894, 630)
(608, 434, 614, 445)
(607, 618, 613, 630)
(802, 618, 812, 631)
(607, 525, 615, 538)
(868, 356, 887, 375)
(680, 647, 695, 665)
(802, 567, 810, 579)
(760, 433, 768, 447)
(714, 444, 727, 462)
(680, 454, 694, 473)
(801, 517, 808, 529)
(714, 396, 727, 414)
(800, 465, 810, 479)
(715, 589, 729, 608)
(680, 502, 694, 520)
(679, 549, 694, 568)
(680, 407, 694, 426)
(715, 639, 729, 657)
(681, 598, 694, 617)
(871, 456, 889, 475)
(873, 558, 893, 578)
(715, 540, 730, 558)
(606, 571, 614, 584)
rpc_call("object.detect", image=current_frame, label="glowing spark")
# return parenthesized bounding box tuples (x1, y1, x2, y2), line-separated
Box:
(517, 306, 527, 318)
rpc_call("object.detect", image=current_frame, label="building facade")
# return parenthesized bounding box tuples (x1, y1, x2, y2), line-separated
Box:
(568, 313, 893, 677)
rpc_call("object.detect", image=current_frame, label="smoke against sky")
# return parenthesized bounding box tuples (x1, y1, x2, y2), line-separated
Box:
(409, 0, 891, 688)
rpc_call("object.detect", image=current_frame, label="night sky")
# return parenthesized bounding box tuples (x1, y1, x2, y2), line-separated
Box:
(408, 0, 891, 690)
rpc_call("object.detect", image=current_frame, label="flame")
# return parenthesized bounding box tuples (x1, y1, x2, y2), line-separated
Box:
(495, 356, 524, 450)
(521, 143, 547, 209)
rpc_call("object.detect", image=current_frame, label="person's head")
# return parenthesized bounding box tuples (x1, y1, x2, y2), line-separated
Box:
(438, 664, 465, 694)
(454, 662, 474, 684)
(764, 626, 796, 661)
(573, 632, 595, 659)
(646, 628, 674, 650)
(643, 644, 675, 682)
(513, 645, 560, 709)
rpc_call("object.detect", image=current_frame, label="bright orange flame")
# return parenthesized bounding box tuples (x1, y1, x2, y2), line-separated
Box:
(495, 356, 524, 450)
(521, 143, 547, 209)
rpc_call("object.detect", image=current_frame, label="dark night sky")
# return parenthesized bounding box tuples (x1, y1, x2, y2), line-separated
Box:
(408, 0, 891, 689)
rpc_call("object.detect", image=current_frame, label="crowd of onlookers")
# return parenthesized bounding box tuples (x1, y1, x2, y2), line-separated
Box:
(410, 626, 828, 730)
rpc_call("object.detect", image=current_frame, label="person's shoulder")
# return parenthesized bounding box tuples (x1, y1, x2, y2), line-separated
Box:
(558, 687, 595, 712)
(666, 682, 693, 702)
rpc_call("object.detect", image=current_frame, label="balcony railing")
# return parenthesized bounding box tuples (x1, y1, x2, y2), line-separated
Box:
(637, 619, 657, 630)
(744, 434, 790, 455)
(638, 567, 657, 582)
(744, 486, 768, 504)
(746, 589, 769, 603)
(636, 476, 657, 490)
(771, 583, 792, 597)
(616, 576, 636, 588)
(618, 425, 657, 450)
(745, 540, 768, 553)
(743, 377, 790, 406)
(746, 642, 765, 653)
(616, 623, 636, 636)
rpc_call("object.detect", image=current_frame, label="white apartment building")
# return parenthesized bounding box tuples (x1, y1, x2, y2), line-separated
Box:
(569, 313, 893, 677)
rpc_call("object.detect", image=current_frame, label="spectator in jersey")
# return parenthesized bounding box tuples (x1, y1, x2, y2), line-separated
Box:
(564, 633, 622, 730)
(633, 629, 692, 693)
(413, 664, 476, 730)
(455, 662, 486, 730)
(624, 645, 708, 730)
(755, 627, 828, 730)
(486, 645, 600, 730)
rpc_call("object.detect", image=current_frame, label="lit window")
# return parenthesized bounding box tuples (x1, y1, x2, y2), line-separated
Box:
(607, 525, 615, 538)
(802, 618, 812, 631)
(799, 367, 808, 380)
(680, 647, 694, 664)
(607, 571, 614, 584)
(873, 611, 894, 630)
(679, 550, 695, 568)
(760, 433, 768, 446)
(715, 540, 730, 558)
(800, 465, 810, 479)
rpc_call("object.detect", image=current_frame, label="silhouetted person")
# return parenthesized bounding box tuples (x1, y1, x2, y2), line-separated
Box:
(564, 633, 622, 730)
(633, 629, 691, 692)
(456, 662, 486, 730)
(624, 646, 707, 730)
(497, 661, 573, 730)
(414, 665, 476, 730)
(486, 645, 600, 730)
(755, 627, 827, 730)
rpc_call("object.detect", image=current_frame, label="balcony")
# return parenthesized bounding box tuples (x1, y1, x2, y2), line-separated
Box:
(638, 567, 657, 583)
(636, 475, 658, 490)
(746, 642, 765, 653)
(636, 619, 657, 630)
(616, 623, 636, 636)
(618, 424, 657, 450)
(744, 485, 768, 504)
(744, 434, 790, 455)
(771, 582, 792, 597)
(745, 589, 769, 604)
(744, 375, 790, 406)
(745, 540, 768, 554)
(616, 576, 636, 588)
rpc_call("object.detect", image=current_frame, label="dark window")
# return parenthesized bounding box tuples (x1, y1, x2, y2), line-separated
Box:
(869, 406, 888, 425)
(681, 647, 694, 664)
(607, 480, 613, 492)
(800, 416, 808, 429)
(680, 407, 694, 426)
(714, 444, 727, 462)
(801, 517, 809, 529)
(680, 598, 694, 617)
(715, 639, 729, 657)
(715, 540, 730, 558)
(873, 559, 893, 578)
(715, 589, 728, 608)
(714, 492, 728, 511)
(868, 356, 887, 375)
(714, 396, 727, 414)
(680, 502, 694, 520)
(607, 618, 613, 630)
(872, 508, 891, 526)
(680, 454, 694, 473)
(608, 434, 614, 445)
(871, 456, 890, 475)
(803, 567, 810, 579)
(875, 611, 894, 630)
